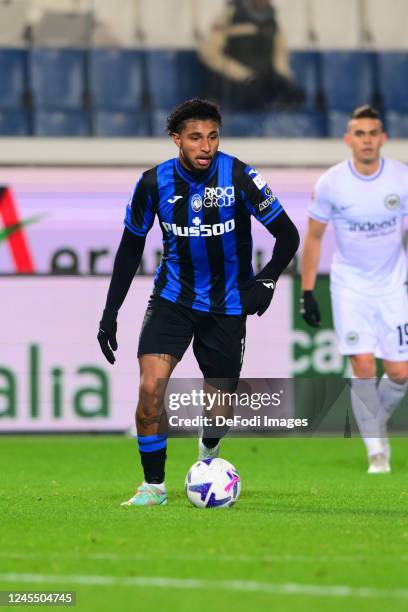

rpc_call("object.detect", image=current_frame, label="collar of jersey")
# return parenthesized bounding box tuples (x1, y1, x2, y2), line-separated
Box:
(348, 158, 384, 181)
(175, 154, 219, 186)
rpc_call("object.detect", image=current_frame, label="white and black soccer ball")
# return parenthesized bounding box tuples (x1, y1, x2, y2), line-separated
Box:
(185, 457, 241, 508)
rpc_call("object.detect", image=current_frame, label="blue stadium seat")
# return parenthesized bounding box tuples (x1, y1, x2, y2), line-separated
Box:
(377, 53, 408, 112)
(89, 49, 144, 111)
(289, 51, 320, 111)
(0, 49, 27, 109)
(29, 48, 86, 110)
(222, 113, 264, 137)
(263, 112, 325, 137)
(94, 111, 150, 137)
(385, 111, 408, 138)
(151, 110, 170, 137)
(177, 51, 207, 102)
(0, 110, 30, 135)
(320, 52, 375, 111)
(146, 50, 205, 111)
(145, 51, 178, 110)
(33, 110, 90, 136)
(326, 110, 350, 137)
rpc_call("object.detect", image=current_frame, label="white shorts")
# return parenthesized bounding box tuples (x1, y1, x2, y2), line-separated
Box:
(330, 285, 408, 361)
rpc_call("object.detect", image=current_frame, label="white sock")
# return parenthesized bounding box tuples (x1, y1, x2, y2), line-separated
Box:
(378, 375, 408, 427)
(350, 378, 383, 457)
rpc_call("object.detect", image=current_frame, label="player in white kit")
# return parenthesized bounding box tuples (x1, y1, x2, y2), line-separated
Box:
(300, 106, 408, 473)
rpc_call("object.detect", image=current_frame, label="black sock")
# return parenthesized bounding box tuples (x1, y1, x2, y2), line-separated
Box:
(202, 437, 220, 449)
(139, 447, 166, 484)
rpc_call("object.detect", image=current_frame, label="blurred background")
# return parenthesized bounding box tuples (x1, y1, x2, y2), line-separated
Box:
(0, 0, 407, 137)
(1, 0, 407, 432)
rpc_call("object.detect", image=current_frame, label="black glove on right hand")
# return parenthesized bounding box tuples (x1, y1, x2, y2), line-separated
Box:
(97, 309, 118, 364)
(241, 277, 275, 316)
(300, 290, 321, 328)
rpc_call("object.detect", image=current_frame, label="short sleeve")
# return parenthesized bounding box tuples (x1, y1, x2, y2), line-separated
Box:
(124, 174, 155, 237)
(308, 174, 332, 223)
(239, 164, 284, 226)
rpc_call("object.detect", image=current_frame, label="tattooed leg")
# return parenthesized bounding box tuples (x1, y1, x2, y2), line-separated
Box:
(136, 353, 178, 436)
(133, 354, 179, 484)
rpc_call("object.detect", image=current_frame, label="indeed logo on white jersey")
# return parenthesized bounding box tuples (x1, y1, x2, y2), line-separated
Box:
(162, 218, 235, 237)
(348, 216, 397, 232)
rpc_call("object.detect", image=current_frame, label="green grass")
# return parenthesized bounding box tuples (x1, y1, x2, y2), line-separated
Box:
(1, 436, 408, 611)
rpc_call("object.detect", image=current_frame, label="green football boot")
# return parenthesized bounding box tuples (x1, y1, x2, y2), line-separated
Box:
(121, 483, 167, 506)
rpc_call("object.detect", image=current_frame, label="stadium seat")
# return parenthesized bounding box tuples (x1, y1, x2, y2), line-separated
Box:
(145, 50, 180, 111)
(146, 50, 205, 111)
(289, 51, 320, 111)
(365, 0, 408, 50)
(263, 111, 325, 137)
(154, 110, 262, 138)
(274, 0, 311, 49)
(89, 49, 144, 111)
(385, 112, 408, 138)
(140, 0, 196, 48)
(377, 53, 408, 112)
(151, 110, 172, 137)
(93, 111, 150, 137)
(310, 0, 361, 49)
(0, 49, 27, 109)
(320, 52, 375, 112)
(195, 0, 227, 41)
(326, 110, 350, 137)
(33, 110, 90, 136)
(91, 0, 140, 46)
(31, 11, 93, 47)
(0, 0, 30, 47)
(29, 48, 86, 110)
(0, 110, 30, 136)
(178, 51, 207, 104)
(222, 113, 265, 138)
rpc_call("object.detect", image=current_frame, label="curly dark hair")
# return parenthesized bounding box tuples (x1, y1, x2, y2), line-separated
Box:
(166, 98, 222, 135)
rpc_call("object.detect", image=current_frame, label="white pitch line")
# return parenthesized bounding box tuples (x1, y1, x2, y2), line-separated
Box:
(0, 573, 408, 600)
(1, 551, 408, 564)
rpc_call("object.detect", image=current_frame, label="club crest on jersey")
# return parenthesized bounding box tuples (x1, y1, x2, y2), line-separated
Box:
(191, 194, 203, 212)
(384, 194, 400, 210)
(346, 331, 359, 345)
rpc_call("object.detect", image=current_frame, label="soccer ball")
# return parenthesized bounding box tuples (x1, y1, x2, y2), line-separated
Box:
(185, 457, 241, 508)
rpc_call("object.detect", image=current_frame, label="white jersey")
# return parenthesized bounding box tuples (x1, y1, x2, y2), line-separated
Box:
(309, 157, 408, 296)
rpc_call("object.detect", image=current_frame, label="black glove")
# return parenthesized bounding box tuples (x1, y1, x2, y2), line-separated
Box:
(97, 309, 118, 364)
(241, 277, 275, 316)
(300, 290, 321, 328)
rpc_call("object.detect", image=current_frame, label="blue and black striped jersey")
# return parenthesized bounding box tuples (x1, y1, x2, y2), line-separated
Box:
(125, 151, 284, 315)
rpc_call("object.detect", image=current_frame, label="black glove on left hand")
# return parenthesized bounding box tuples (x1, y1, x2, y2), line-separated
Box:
(241, 277, 276, 316)
(300, 290, 321, 328)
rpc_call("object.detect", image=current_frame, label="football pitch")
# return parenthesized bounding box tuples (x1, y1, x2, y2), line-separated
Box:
(1, 435, 408, 612)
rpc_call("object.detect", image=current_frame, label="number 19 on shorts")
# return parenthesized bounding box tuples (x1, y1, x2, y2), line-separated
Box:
(397, 323, 408, 347)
